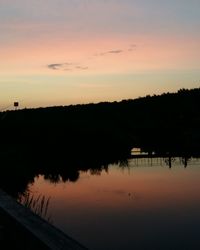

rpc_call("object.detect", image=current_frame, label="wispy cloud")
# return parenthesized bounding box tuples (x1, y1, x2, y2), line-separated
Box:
(128, 44, 137, 51)
(104, 49, 123, 54)
(108, 49, 123, 54)
(47, 63, 73, 70)
(95, 49, 123, 57)
(95, 45, 137, 57)
(47, 62, 88, 71)
(48, 63, 63, 70)
(47, 43, 137, 72)
(76, 66, 89, 70)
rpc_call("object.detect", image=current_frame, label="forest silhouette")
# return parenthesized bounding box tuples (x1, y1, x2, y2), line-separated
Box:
(0, 87, 200, 197)
(0, 87, 200, 153)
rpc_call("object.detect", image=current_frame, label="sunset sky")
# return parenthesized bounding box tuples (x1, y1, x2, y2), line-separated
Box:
(0, 0, 200, 109)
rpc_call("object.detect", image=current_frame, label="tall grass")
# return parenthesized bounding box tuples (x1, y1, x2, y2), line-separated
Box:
(18, 192, 51, 222)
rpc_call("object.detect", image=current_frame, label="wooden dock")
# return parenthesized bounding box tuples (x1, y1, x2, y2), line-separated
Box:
(0, 189, 88, 250)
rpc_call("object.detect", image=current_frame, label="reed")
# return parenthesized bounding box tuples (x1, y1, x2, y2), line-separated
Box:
(18, 192, 51, 222)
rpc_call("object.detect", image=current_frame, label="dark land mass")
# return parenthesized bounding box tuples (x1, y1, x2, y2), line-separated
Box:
(1, 87, 200, 153)
(0, 87, 200, 197)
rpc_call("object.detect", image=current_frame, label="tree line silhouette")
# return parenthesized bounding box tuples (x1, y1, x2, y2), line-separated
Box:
(0, 87, 200, 155)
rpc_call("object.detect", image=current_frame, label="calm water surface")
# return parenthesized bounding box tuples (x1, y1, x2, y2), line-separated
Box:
(26, 158, 200, 250)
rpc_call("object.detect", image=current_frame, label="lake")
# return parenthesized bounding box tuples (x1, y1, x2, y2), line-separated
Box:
(21, 156, 200, 250)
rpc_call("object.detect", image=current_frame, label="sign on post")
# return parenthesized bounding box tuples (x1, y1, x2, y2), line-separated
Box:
(14, 102, 19, 110)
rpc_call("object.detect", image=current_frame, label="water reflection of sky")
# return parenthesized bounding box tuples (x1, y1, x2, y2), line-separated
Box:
(27, 158, 200, 250)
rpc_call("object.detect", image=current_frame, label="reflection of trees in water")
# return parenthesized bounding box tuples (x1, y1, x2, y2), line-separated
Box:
(0, 150, 128, 200)
(89, 164, 109, 175)
(43, 170, 80, 183)
(163, 156, 192, 168)
(0, 148, 199, 203)
(180, 157, 191, 168)
(18, 191, 51, 222)
(164, 157, 176, 168)
(119, 159, 129, 167)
